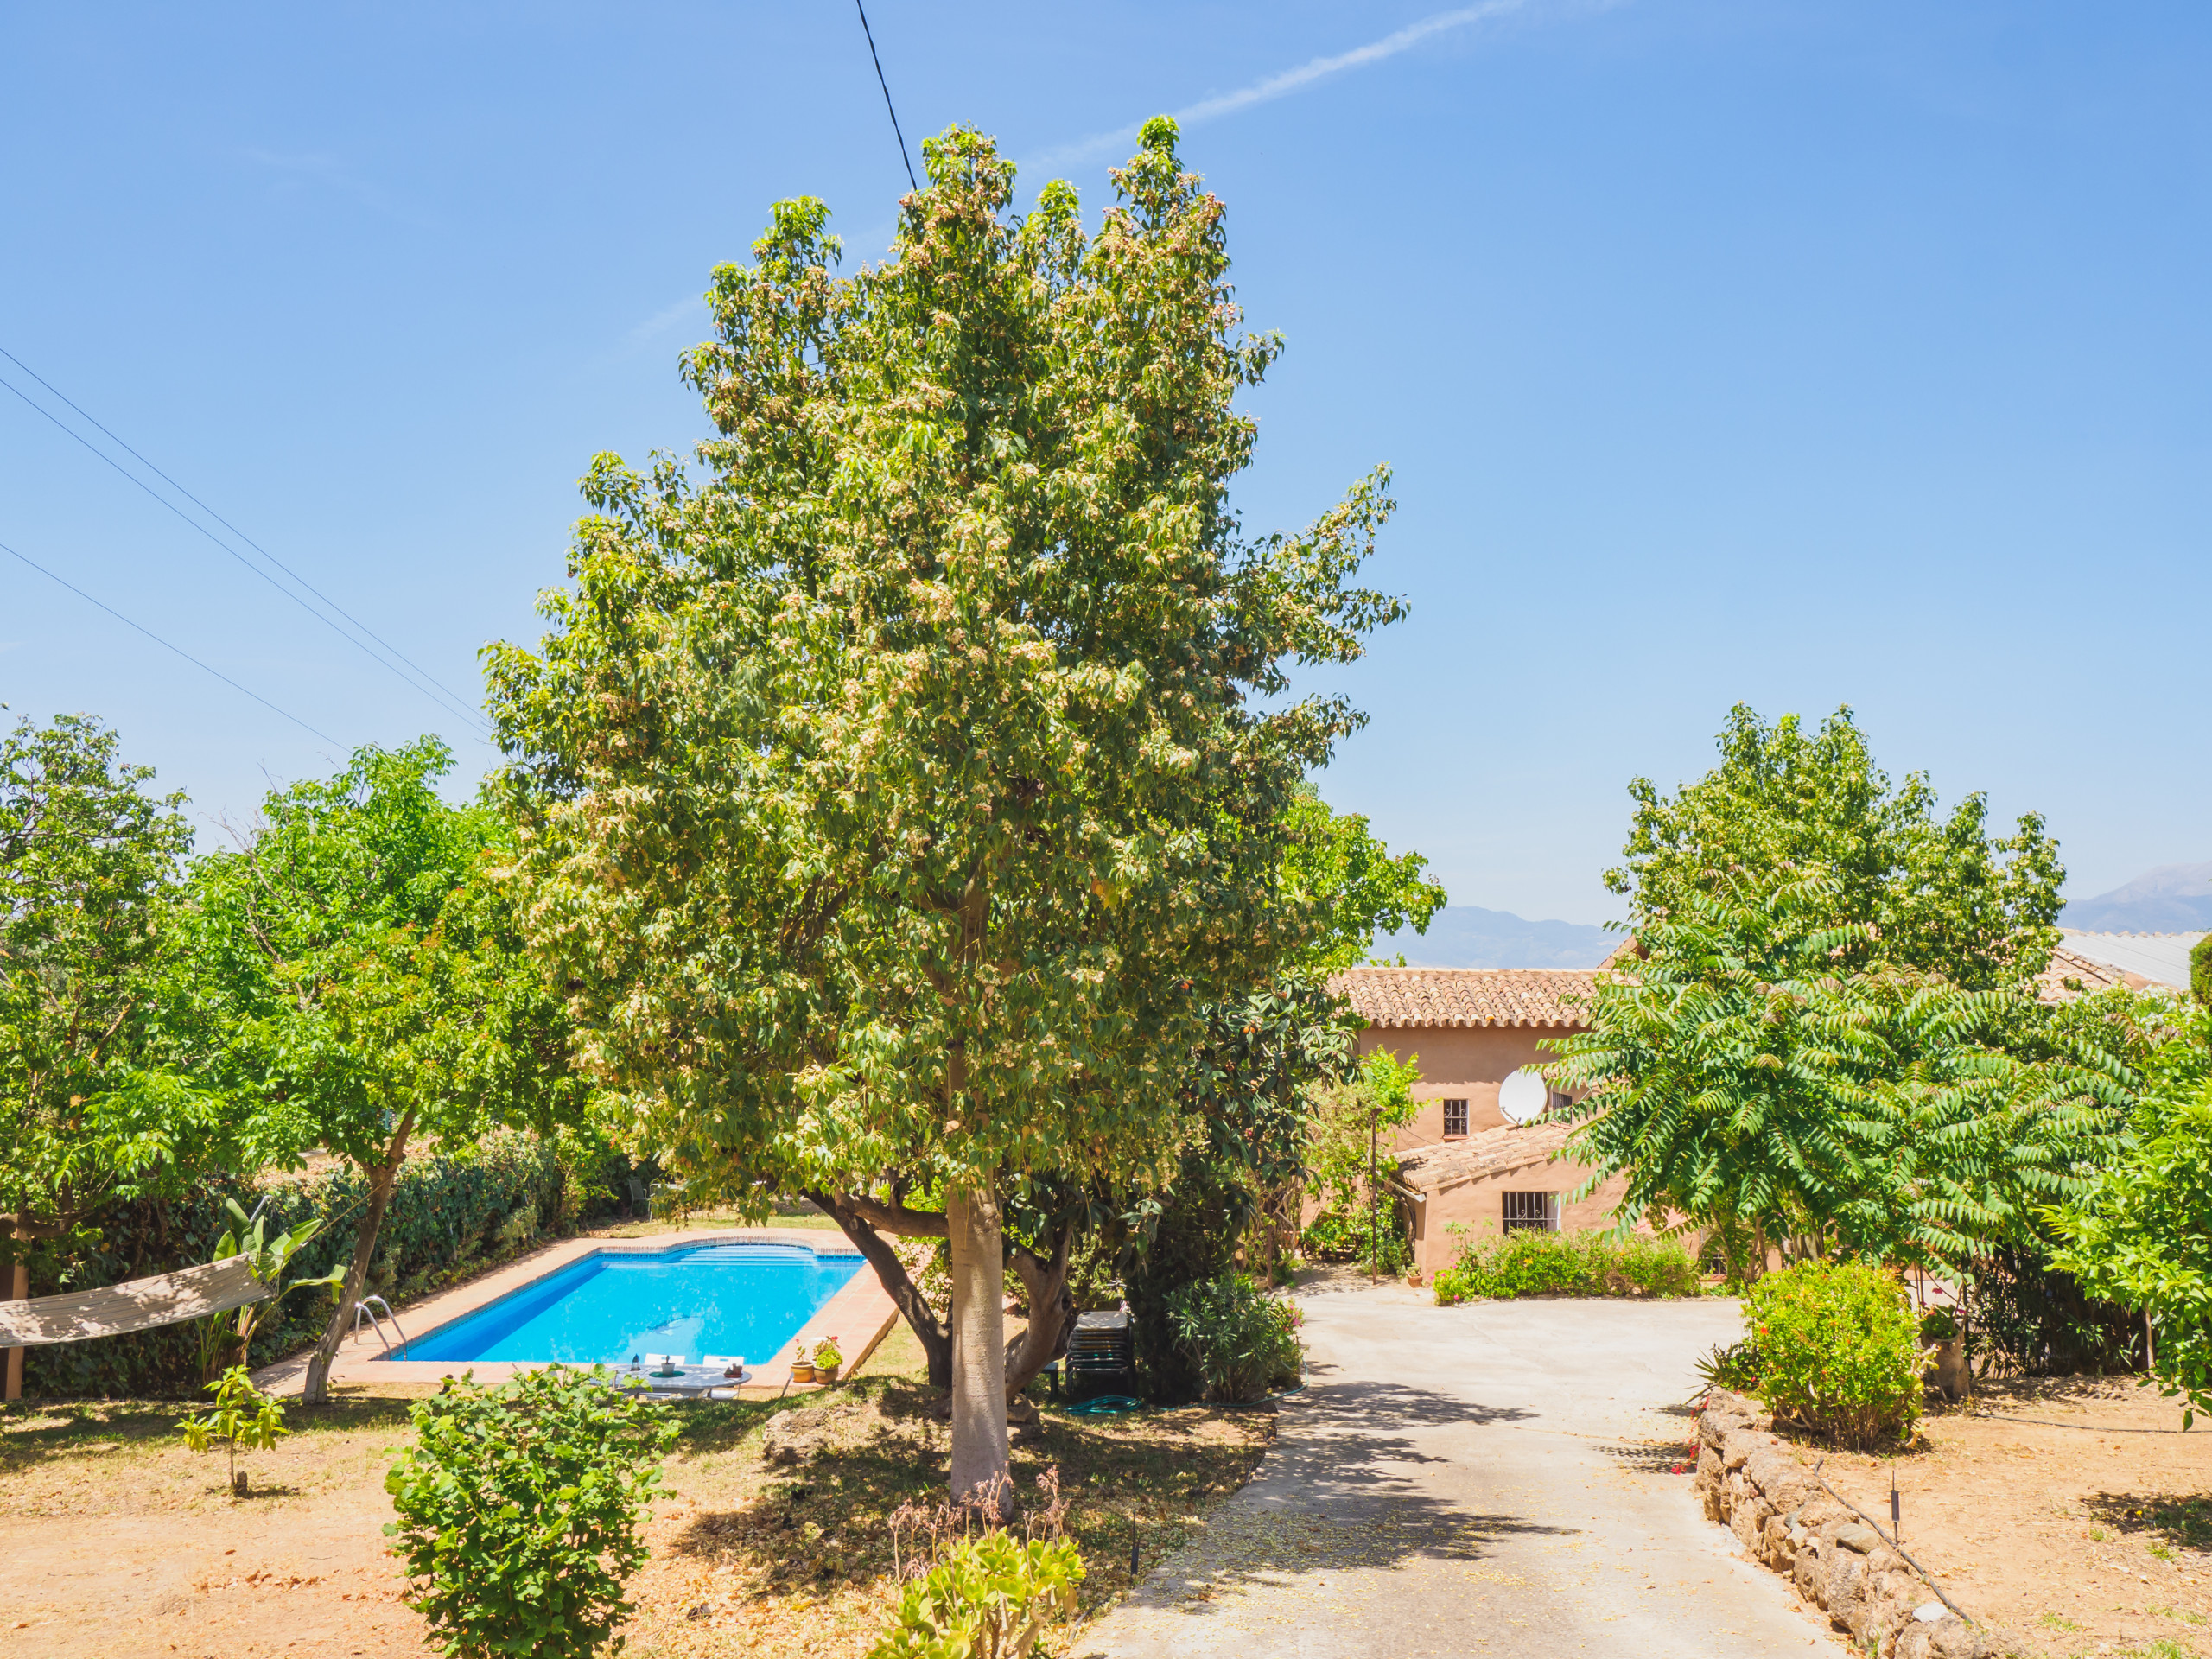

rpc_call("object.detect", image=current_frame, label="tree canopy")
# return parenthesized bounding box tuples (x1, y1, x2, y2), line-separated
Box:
(0, 715, 202, 1255)
(486, 119, 1403, 1494)
(1553, 706, 2127, 1274)
(182, 737, 582, 1399)
(1607, 704, 2063, 988)
(1279, 785, 1445, 976)
(2049, 1003, 2212, 1423)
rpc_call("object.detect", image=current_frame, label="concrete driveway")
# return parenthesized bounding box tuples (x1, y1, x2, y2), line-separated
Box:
(1076, 1272, 1843, 1659)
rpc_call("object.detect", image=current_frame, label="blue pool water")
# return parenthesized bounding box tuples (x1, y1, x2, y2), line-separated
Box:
(382, 1243, 863, 1365)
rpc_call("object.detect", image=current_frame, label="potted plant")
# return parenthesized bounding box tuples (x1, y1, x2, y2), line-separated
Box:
(1920, 1307, 1967, 1401)
(813, 1336, 843, 1383)
(790, 1339, 815, 1383)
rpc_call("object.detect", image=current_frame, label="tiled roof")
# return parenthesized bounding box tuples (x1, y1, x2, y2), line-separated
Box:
(1327, 967, 1595, 1029)
(1397, 1120, 1574, 1192)
(2035, 944, 2142, 1003)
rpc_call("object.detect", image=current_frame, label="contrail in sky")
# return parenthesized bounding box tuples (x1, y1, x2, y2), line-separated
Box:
(1023, 0, 1613, 175)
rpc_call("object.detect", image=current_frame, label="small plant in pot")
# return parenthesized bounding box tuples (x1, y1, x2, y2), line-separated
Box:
(813, 1337, 843, 1382)
(790, 1339, 815, 1383)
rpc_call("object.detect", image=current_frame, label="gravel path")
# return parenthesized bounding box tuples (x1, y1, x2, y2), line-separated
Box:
(1074, 1272, 1845, 1659)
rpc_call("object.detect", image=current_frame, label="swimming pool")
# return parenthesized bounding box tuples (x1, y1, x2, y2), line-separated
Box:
(379, 1242, 863, 1366)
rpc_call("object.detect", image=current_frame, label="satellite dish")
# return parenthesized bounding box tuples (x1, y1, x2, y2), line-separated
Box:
(1498, 1067, 1548, 1126)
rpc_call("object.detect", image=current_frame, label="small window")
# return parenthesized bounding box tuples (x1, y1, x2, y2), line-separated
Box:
(1502, 1191, 1560, 1233)
(1442, 1098, 1469, 1136)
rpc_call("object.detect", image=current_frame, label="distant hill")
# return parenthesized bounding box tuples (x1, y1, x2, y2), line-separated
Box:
(2061, 861, 2212, 931)
(1372, 905, 1615, 969)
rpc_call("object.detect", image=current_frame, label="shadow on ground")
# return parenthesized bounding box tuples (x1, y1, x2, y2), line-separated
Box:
(0, 1396, 416, 1471)
(1098, 1374, 1574, 1620)
(2084, 1491, 2212, 1554)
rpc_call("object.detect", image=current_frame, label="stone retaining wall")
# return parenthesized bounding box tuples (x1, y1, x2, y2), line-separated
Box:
(1695, 1389, 2005, 1658)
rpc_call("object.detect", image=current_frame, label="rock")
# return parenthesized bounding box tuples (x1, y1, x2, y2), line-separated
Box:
(1825, 1550, 1866, 1629)
(1912, 1600, 1948, 1624)
(760, 1407, 836, 1465)
(1835, 1523, 1880, 1554)
(1795, 1538, 1827, 1605)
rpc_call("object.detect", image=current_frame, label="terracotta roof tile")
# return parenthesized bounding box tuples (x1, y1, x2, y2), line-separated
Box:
(2034, 944, 2140, 1003)
(1396, 1120, 1573, 1192)
(1327, 967, 1595, 1029)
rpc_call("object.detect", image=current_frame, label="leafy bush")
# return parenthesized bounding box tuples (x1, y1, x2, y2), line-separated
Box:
(1163, 1273, 1304, 1402)
(2050, 1020, 2212, 1424)
(1432, 1228, 1700, 1304)
(25, 1127, 634, 1399)
(1745, 1260, 1923, 1446)
(385, 1366, 675, 1659)
(1692, 1338, 1763, 1395)
(868, 1531, 1084, 1659)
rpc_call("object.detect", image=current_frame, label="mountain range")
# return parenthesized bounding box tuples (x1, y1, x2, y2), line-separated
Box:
(2059, 861, 2212, 931)
(1372, 906, 1616, 969)
(1373, 858, 2212, 973)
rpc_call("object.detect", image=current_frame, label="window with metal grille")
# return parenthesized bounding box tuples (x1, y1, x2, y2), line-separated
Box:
(1442, 1098, 1468, 1136)
(1502, 1191, 1560, 1233)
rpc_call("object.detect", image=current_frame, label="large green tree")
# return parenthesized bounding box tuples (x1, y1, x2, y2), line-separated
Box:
(1606, 704, 2063, 987)
(1280, 785, 1444, 976)
(183, 739, 583, 1402)
(486, 120, 1401, 1497)
(0, 715, 204, 1260)
(1551, 707, 2129, 1274)
(2049, 1003, 2212, 1423)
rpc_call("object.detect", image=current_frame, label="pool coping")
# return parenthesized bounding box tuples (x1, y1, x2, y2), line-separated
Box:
(253, 1227, 901, 1400)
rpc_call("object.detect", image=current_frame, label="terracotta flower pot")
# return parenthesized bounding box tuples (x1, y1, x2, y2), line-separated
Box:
(791, 1361, 816, 1382)
(814, 1362, 838, 1383)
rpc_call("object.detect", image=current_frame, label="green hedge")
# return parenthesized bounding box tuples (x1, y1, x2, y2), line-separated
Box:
(22, 1130, 628, 1400)
(1432, 1228, 1701, 1304)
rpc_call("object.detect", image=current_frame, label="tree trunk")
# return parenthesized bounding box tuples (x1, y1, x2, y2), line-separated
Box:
(3, 1250, 25, 1403)
(302, 1113, 415, 1405)
(946, 1185, 1009, 1510)
(808, 1188, 952, 1389)
(1003, 1222, 1075, 1401)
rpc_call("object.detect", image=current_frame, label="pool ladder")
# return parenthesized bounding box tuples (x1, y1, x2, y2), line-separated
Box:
(352, 1294, 410, 1354)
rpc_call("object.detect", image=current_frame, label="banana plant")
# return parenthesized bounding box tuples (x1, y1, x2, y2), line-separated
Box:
(194, 1198, 346, 1381)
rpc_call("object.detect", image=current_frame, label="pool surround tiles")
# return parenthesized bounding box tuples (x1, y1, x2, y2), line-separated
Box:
(255, 1227, 900, 1398)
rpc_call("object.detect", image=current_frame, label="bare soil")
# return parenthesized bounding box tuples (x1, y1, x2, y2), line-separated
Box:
(1796, 1376, 2211, 1659)
(0, 1329, 1272, 1659)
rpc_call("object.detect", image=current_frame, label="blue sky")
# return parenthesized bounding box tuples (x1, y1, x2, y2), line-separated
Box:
(3, 2, 2206, 922)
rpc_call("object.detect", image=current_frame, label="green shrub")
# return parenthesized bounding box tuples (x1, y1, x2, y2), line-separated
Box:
(868, 1530, 1084, 1659)
(1432, 1229, 1700, 1304)
(1163, 1273, 1304, 1402)
(385, 1366, 675, 1659)
(1745, 1260, 1923, 1446)
(2192, 932, 2212, 1007)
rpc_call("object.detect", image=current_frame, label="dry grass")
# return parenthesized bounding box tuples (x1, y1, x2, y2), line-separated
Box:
(1783, 1376, 2212, 1659)
(0, 1338, 1272, 1658)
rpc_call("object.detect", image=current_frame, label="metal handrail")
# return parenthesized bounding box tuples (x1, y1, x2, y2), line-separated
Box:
(351, 1294, 410, 1354)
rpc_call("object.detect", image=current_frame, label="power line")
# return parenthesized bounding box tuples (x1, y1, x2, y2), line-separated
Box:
(854, 0, 918, 194)
(1, 536, 344, 748)
(0, 345, 483, 721)
(0, 356, 492, 738)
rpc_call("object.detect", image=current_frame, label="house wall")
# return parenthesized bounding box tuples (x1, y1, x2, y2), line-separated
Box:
(1352, 1022, 1644, 1277)
(1352, 1025, 1578, 1150)
(1405, 1160, 1634, 1277)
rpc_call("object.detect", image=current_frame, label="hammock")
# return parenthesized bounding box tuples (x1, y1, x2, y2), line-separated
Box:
(0, 1255, 273, 1347)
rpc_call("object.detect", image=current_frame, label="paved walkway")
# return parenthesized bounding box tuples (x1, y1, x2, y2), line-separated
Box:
(1076, 1273, 1842, 1659)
